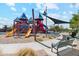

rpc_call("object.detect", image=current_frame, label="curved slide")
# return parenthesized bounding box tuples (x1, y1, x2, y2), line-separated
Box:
(6, 28, 16, 37)
(25, 28, 32, 38)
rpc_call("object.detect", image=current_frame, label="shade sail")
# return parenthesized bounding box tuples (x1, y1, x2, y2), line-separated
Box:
(43, 14, 70, 24)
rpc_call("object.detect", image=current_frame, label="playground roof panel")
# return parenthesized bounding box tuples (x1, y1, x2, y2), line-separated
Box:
(35, 18, 43, 20)
(28, 17, 33, 23)
(39, 13, 43, 19)
(20, 13, 28, 20)
(43, 14, 70, 24)
(35, 13, 44, 20)
(14, 17, 20, 22)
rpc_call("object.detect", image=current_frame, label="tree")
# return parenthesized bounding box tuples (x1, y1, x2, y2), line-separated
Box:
(49, 25, 64, 32)
(3, 25, 8, 32)
(49, 25, 71, 32)
(70, 11, 79, 29)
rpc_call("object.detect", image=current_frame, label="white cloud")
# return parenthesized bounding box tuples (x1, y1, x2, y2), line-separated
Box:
(13, 13, 28, 19)
(63, 11, 73, 16)
(63, 11, 67, 15)
(69, 11, 73, 14)
(6, 3, 15, 7)
(36, 3, 59, 13)
(13, 13, 22, 17)
(22, 7, 26, 12)
(48, 13, 61, 19)
(71, 3, 79, 8)
(63, 11, 73, 15)
(70, 4, 74, 8)
(75, 3, 79, 8)
(6, 3, 17, 12)
(0, 17, 13, 28)
(36, 3, 42, 9)
(11, 7, 16, 12)
(43, 3, 59, 10)
(62, 16, 68, 19)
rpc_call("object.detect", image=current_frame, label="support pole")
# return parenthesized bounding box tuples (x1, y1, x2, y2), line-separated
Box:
(46, 6, 48, 37)
(13, 20, 15, 36)
(32, 9, 36, 41)
(53, 23, 55, 32)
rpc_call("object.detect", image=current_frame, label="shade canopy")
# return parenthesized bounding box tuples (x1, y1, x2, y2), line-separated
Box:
(43, 14, 70, 24)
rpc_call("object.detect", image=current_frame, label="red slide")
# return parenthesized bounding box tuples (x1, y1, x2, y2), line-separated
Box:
(37, 20, 46, 33)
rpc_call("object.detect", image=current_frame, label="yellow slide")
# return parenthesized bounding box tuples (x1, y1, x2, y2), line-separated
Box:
(25, 28, 32, 38)
(6, 28, 16, 37)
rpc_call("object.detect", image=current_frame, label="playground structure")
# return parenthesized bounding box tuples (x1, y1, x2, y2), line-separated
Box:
(6, 8, 69, 38)
(34, 13, 47, 33)
(6, 13, 47, 38)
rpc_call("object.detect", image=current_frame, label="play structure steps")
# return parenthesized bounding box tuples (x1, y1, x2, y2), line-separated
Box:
(6, 28, 16, 37)
(25, 28, 32, 38)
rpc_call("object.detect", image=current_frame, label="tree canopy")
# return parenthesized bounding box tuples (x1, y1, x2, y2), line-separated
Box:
(70, 11, 79, 30)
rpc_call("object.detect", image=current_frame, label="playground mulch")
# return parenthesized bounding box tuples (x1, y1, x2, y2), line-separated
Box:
(1, 32, 79, 56)
(0, 34, 54, 44)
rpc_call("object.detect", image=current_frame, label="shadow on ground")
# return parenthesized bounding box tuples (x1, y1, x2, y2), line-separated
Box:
(59, 48, 79, 56)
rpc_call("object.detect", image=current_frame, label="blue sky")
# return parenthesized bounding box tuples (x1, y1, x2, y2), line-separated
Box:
(0, 3, 79, 28)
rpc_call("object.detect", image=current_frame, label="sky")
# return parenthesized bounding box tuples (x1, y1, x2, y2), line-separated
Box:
(0, 3, 79, 28)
